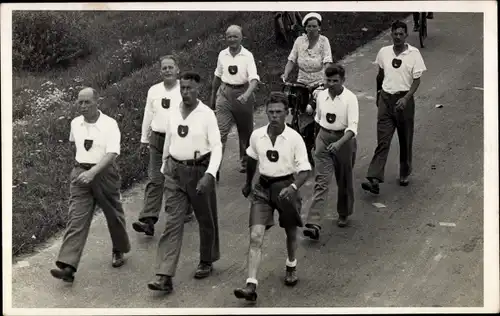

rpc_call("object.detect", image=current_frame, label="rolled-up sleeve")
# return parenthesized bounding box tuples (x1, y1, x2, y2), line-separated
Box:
(293, 134, 312, 172)
(322, 36, 333, 64)
(205, 110, 223, 177)
(140, 88, 154, 143)
(246, 132, 259, 160)
(287, 37, 300, 62)
(412, 51, 427, 79)
(345, 93, 359, 137)
(247, 53, 260, 82)
(106, 119, 121, 155)
(214, 52, 224, 78)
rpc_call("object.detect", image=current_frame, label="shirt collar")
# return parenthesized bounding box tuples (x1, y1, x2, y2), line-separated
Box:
(324, 86, 346, 101)
(392, 43, 418, 56)
(260, 124, 290, 140)
(223, 45, 247, 57)
(79, 110, 103, 126)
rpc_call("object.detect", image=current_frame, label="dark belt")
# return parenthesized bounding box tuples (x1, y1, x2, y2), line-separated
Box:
(320, 126, 345, 134)
(152, 131, 166, 137)
(75, 162, 96, 170)
(224, 82, 246, 89)
(382, 90, 409, 97)
(259, 174, 294, 189)
(170, 152, 211, 166)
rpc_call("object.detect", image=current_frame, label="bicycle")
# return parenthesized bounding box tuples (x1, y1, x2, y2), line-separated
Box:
(282, 81, 325, 167)
(417, 12, 428, 48)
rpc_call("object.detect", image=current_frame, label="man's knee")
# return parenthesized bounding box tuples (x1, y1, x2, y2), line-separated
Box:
(284, 226, 298, 240)
(249, 225, 265, 247)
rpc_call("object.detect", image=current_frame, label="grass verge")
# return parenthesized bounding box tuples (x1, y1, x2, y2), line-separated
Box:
(12, 11, 409, 256)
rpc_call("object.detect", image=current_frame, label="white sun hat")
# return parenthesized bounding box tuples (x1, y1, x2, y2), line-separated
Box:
(302, 12, 322, 26)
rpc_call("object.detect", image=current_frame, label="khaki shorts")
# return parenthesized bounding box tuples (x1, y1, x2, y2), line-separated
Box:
(249, 175, 303, 229)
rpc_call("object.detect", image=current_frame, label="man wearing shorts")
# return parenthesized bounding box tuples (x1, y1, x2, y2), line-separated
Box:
(233, 91, 311, 301)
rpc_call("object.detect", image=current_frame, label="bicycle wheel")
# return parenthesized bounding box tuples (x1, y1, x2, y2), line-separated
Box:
(419, 12, 427, 48)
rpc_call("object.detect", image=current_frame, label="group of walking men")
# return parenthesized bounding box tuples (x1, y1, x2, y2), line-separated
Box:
(49, 17, 426, 302)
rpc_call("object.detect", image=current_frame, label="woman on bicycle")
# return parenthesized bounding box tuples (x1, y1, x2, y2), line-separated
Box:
(281, 12, 333, 88)
(280, 12, 333, 166)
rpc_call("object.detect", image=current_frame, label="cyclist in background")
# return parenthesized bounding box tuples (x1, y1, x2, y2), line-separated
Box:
(413, 12, 434, 31)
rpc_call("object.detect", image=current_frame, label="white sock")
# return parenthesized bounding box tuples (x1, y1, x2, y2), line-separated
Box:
(246, 278, 258, 286)
(286, 258, 297, 267)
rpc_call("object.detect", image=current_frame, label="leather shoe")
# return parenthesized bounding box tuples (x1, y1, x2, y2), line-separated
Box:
(194, 261, 213, 279)
(361, 181, 380, 194)
(337, 215, 349, 227)
(132, 221, 154, 236)
(303, 224, 320, 240)
(234, 282, 257, 301)
(50, 266, 75, 282)
(112, 251, 125, 268)
(147, 275, 173, 293)
(284, 266, 298, 286)
(399, 176, 410, 186)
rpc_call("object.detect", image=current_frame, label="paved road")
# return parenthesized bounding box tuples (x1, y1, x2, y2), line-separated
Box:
(10, 13, 486, 309)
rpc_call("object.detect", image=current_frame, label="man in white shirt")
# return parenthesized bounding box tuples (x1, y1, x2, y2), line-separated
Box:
(362, 20, 426, 195)
(147, 72, 223, 294)
(303, 65, 359, 240)
(234, 92, 311, 302)
(133, 55, 193, 238)
(210, 25, 260, 179)
(50, 88, 130, 283)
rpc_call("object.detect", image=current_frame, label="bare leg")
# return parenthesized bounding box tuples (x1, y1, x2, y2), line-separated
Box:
(247, 224, 266, 282)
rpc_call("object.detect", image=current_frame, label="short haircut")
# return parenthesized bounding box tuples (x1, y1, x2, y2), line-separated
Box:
(391, 20, 408, 33)
(266, 91, 289, 110)
(179, 71, 201, 83)
(325, 64, 346, 79)
(159, 54, 179, 65)
(304, 17, 322, 27)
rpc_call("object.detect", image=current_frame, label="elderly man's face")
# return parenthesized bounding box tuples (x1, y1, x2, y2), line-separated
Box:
(77, 89, 98, 117)
(160, 58, 179, 81)
(225, 29, 242, 48)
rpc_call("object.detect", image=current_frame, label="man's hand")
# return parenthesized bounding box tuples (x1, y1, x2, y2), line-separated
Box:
(395, 96, 409, 111)
(278, 184, 296, 201)
(242, 183, 252, 198)
(280, 73, 288, 83)
(237, 93, 250, 104)
(74, 170, 96, 185)
(326, 141, 342, 154)
(196, 173, 215, 195)
(306, 104, 314, 115)
(140, 143, 149, 156)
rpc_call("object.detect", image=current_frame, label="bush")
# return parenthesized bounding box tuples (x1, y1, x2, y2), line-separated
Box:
(12, 11, 92, 72)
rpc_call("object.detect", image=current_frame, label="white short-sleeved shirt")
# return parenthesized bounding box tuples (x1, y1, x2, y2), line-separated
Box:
(314, 87, 359, 136)
(140, 81, 182, 143)
(214, 46, 260, 85)
(69, 110, 120, 164)
(246, 124, 312, 178)
(375, 44, 427, 94)
(288, 34, 333, 86)
(161, 100, 223, 177)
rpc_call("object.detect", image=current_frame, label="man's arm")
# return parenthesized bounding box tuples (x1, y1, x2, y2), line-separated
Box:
(403, 77, 421, 100)
(89, 153, 119, 175)
(243, 54, 260, 97)
(204, 111, 223, 178)
(211, 76, 222, 109)
(245, 132, 259, 185)
(336, 93, 359, 147)
(140, 89, 154, 143)
(376, 67, 384, 92)
(292, 136, 312, 189)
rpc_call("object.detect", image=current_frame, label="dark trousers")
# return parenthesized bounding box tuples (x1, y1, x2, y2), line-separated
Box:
(155, 157, 220, 276)
(215, 83, 254, 168)
(367, 90, 415, 183)
(56, 163, 131, 271)
(307, 128, 357, 226)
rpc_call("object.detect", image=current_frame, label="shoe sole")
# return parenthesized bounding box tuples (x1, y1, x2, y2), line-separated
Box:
(132, 222, 154, 236)
(194, 268, 212, 279)
(234, 289, 257, 301)
(147, 283, 172, 293)
(112, 260, 125, 268)
(284, 279, 298, 287)
(337, 221, 348, 228)
(303, 228, 319, 240)
(399, 180, 409, 187)
(50, 270, 74, 283)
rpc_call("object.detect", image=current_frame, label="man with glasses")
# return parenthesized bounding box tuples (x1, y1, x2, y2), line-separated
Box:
(362, 20, 426, 195)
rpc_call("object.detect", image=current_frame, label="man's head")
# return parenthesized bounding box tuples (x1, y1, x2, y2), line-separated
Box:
(179, 71, 201, 106)
(77, 87, 99, 118)
(265, 91, 289, 129)
(159, 55, 180, 83)
(225, 25, 243, 49)
(324, 64, 346, 94)
(390, 20, 408, 46)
